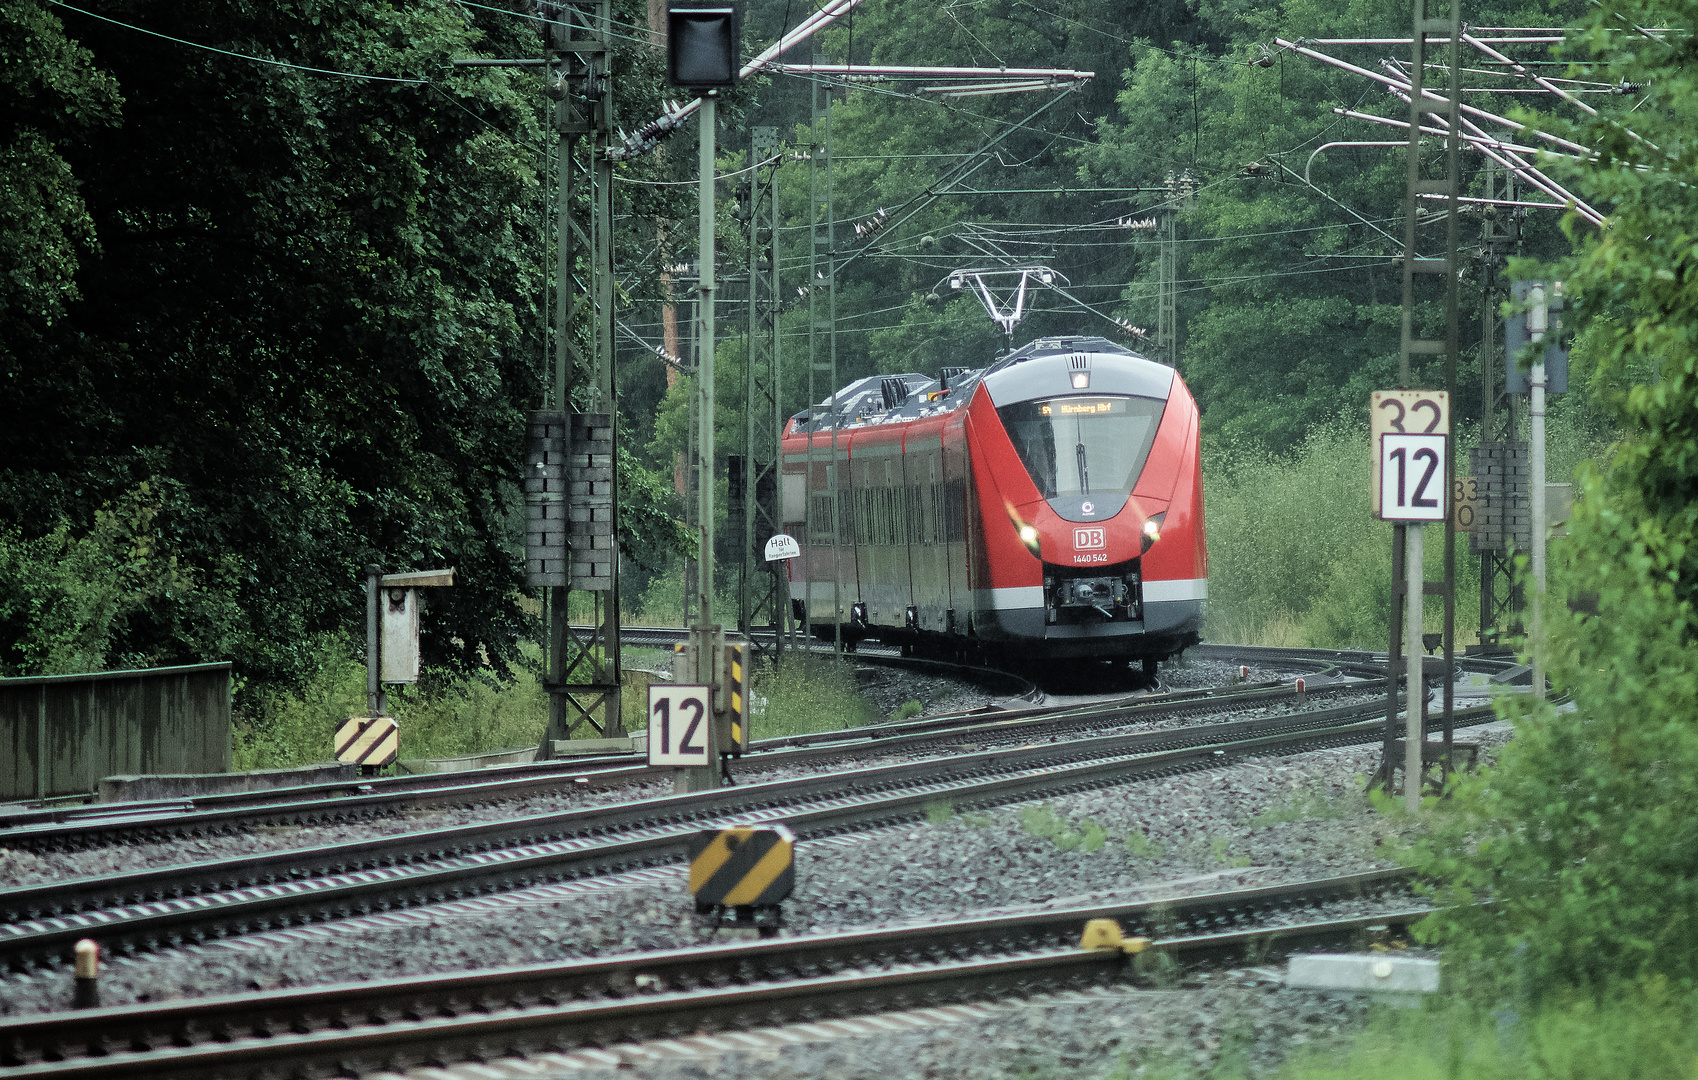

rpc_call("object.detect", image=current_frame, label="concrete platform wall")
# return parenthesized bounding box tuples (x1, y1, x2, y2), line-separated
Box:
(0, 663, 232, 801)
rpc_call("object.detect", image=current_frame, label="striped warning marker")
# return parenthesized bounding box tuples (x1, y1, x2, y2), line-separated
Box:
(335, 715, 399, 767)
(724, 641, 749, 756)
(687, 825, 794, 910)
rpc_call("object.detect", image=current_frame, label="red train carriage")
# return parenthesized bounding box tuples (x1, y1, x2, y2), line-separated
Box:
(780, 336, 1206, 672)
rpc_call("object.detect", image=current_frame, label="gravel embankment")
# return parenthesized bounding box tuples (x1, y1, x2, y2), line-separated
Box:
(408, 978, 1381, 1080)
(0, 661, 1341, 890)
(0, 731, 1493, 1015)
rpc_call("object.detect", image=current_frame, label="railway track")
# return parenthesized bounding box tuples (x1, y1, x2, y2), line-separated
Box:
(0, 656, 1386, 855)
(0, 688, 1490, 973)
(0, 869, 1427, 1079)
(0, 641, 1422, 854)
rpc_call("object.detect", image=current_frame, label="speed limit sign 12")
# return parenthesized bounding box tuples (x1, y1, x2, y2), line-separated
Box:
(1379, 434, 1448, 522)
(648, 684, 713, 766)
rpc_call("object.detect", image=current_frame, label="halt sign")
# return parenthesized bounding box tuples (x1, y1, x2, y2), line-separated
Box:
(648, 684, 713, 766)
(763, 533, 801, 561)
(1379, 434, 1448, 522)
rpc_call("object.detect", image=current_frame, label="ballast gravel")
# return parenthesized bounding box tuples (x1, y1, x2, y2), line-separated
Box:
(0, 667, 1351, 890)
(0, 737, 1459, 1016)
(370, 979, 1381, 1080)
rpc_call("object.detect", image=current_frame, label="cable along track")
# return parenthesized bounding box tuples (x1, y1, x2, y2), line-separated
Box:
(0, 869, 1428, 1079)
(0, 693, 1491, 973)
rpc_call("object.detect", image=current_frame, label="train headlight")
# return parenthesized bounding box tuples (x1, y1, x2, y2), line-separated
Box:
(1141, 513, 1166, 553)
(1017, 522, 1041, 557)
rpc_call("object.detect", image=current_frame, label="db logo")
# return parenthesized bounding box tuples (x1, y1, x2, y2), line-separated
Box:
(1074, 527, 1106, 550)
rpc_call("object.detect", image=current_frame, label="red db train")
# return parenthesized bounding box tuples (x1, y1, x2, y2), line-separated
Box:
(779, 335, 1206, 673)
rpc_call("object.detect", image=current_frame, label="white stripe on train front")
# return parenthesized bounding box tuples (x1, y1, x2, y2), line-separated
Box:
(973, 587, 1043, 610)
(1142, 578, 1208, 603)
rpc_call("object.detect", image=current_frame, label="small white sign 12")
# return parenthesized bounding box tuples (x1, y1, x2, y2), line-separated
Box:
(1379, 434, 1448, 522)
(647, 684, 713, 766)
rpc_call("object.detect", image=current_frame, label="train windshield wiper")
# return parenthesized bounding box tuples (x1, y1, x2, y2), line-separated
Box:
(1075, 420, 1090, 494)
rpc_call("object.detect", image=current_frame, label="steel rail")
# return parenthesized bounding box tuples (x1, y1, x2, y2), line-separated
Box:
(0, 869, 1424, 1078)
(0, 699, 1489, 972)
(0, 688, 1399, 925)
(0, 657, 1386, 854)
(0, 646, 1035, 835)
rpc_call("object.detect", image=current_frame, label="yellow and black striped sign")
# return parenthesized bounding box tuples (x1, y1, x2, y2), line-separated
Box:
(687, 825, 794, 910)
(724, 642, 749, 756)
(335, 715, 399, 767)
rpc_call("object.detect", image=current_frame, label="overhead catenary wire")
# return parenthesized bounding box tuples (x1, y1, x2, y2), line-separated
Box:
(49, 0, 429, 82)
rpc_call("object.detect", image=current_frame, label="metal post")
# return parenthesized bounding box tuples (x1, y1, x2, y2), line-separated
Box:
(806, 75, 844, 655)
(538, 1, 623, 751)
(1385, 525, 1405, 789)
(1406, 526, 1425, 809)
(697, 94, 717, 633)
(1390, 0, 1460, 799)
(1529, 284, 1548, 700)
(1438, 4, 1462, 776)
(1479, 161, 1498, 641)
(673, 92, 724, 795)
(743, 127, 785, 657)
(1159, 193, 1177, 367)
(366, 562, 382, 716)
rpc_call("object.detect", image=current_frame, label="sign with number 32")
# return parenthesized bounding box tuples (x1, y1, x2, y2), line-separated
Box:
(1370, 390, 1449, 513)
(648, 684, 712, 766)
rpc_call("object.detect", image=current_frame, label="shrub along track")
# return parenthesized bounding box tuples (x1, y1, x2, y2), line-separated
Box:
(0, 869, 1429, 1080)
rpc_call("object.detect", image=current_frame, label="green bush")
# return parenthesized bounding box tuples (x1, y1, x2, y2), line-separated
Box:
(1395, 0, 1698, 996)
(0, 479, 244, 676)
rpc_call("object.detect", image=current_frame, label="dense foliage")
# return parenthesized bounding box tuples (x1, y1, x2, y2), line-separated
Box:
(0, 0, 696, 687)
(1408, 0, 1698, 992)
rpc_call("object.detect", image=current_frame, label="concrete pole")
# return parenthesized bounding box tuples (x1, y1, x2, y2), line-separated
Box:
(677, 92, 721, 796)
(1529, 284, 1548, 701)
(697, 94, 716, 635)
(1405, 527, 1424, 810)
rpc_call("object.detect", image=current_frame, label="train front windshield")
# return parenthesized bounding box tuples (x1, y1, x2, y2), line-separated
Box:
(997, 395, 1166, 499)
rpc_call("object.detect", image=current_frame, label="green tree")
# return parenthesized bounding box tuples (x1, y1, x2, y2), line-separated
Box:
(0, 0, 121, 331)
(1411, 0, 1698, 992)
(0, 0, 549, 683)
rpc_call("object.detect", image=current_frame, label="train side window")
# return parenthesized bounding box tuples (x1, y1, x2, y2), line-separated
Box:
(944, 478, 966, 543)
(809, 492, 835, 545)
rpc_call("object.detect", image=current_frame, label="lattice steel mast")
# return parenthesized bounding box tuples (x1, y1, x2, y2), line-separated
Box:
(530, 0, 621, 751)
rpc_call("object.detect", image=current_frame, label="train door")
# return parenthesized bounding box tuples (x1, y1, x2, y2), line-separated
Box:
(942, 413, 971, 638)
(905, 433, 945, 633)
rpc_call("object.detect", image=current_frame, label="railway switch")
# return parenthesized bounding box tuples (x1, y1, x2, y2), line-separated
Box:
(688, 825, 794, 935)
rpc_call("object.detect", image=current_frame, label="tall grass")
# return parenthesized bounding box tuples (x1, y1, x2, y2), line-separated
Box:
(233, 638, 877, 770)
(232, 635, 549, 769)
(1202, 413, 1608, 649)
(1203, 421, 1465, 648)
(1273, 980, 1698, 1080)
(753, 653, 879, 738)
